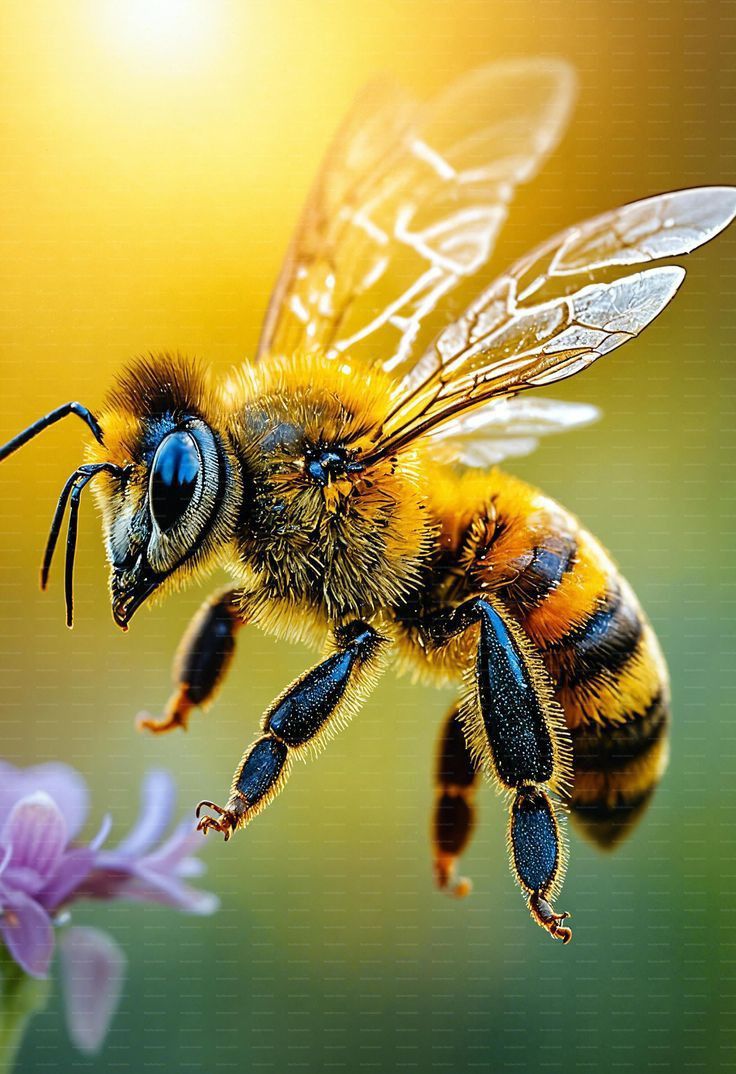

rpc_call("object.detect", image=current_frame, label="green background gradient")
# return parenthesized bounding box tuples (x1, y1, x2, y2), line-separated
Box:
(1, 1, 735, 1071)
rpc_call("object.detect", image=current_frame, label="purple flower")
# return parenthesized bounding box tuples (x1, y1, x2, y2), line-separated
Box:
(83, 770, 218, 916)
(0, 761, 217, 1054)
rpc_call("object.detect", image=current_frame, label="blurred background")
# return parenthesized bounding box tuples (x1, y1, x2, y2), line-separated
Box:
(1, 1, 735, 1071)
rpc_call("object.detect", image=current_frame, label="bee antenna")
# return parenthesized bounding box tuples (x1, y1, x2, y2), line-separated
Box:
(40, 462, 127, 628)
(41, 471, 81, 592)
(0, 402, 104, 463)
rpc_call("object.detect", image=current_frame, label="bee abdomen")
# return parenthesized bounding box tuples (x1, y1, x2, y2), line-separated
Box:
(526, 562, 671, 846)
(568, 687, 670, 847)
(427, 474, 671, 849)
(543, 577, 644, 690)
(535, 572, 669, 847)
(483, 492, 670, 847)
(571, 687, 668, 772)
(509, 531, 578, 608)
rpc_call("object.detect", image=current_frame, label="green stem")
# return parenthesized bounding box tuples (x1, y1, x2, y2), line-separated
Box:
(0, 947, 50, 1074)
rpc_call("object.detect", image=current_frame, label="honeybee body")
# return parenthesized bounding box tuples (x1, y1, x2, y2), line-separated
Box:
(3, 60, 731, 942)
(199, 356, 670, 850)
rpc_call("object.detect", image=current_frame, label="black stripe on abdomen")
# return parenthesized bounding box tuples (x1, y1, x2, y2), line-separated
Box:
(569, 690, 670, 848)
(572, 689, 669, 774)
(510, 532, 577, 609)
(545, 579, 643, 688)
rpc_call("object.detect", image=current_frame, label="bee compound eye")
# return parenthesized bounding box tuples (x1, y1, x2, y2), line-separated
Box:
(149, 430, 201, 532)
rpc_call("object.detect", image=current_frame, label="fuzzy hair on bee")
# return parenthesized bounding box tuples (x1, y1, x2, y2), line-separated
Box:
(2, 58, 735, 944)
(88, 350, 435, 644)
(222, 353, 434, 627)
(86, 353, 244, 625)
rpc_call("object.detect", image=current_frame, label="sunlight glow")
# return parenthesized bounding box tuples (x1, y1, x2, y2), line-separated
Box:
(99, 0, 220, 69)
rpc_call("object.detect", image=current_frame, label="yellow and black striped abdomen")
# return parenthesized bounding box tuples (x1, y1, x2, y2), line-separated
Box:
(460, 472, 671, 849)
(524, 546, 669, 848)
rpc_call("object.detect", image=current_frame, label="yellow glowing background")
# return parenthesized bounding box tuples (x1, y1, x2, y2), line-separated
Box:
(1, 2, 736, 1072)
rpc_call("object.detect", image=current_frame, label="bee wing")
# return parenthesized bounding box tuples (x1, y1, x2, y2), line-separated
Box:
(255, 59, 576, 366)
(371, 186, 736, 458)
(430, 396, 600, 467)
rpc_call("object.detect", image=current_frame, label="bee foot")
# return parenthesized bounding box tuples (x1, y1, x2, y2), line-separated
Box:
(452, 876, 473, 898)
(136, 710, 188, 734)
(195, 800, 237, 841)
(136, 691, 192, 734)
(530, 893, 573, 944)
(434, 855, 473, 898)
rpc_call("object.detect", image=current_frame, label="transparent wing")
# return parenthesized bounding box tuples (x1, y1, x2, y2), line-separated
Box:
(256, 78, 418, 362)
(369, 186, 736, 459)
(430, 396, 600, 467)
(256, 59, 576, 367)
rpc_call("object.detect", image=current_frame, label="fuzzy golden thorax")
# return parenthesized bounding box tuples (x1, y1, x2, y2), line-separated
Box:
(88, 351, 433, 629)
(222, 353, 434, 626)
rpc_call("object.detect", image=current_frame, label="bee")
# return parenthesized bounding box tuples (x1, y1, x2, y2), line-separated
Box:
(2, 59, 734, 943)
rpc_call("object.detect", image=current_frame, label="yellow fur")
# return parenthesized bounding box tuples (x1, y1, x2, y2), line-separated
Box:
(77, 349, 670, 933)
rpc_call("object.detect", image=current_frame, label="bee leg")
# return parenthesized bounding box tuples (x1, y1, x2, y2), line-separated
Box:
(137, 587, 245, 734)
(529, 894, 572, 943)
(196, 621, 389, 840)
(426, 596, 573, 942)
(433, 702, 478, 897)
(510, 787, 572, 944)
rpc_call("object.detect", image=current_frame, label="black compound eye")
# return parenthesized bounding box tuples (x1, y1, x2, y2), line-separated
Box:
(150, 431, 201, 531)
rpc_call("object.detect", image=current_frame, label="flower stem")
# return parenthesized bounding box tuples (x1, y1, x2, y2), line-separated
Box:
(0, 947, 50, 1074)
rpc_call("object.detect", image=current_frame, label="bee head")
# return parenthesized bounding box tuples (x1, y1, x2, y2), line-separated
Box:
(0, 353, 244, 630)
(90, 354, 244, 629)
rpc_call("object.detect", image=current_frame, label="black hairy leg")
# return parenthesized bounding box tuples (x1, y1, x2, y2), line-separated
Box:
(432, 702, 479, 897)
(426, 596, 573, 943)
(137, 587, 245, 734)
(196, 621, 388, 840)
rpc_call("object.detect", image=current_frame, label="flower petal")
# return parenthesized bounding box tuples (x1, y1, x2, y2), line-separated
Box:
(1, 793, 68, 885)
(112, 868, 219, 916)
(37, 848, 96, 912)
(0, 843, 12, 878)
(59, 926, 126, 1055)
(0, 763, 88, 840)
(0, 889, 54, 978)
(112, 771, 176, 859)
(89, 813, 112, 852)
(139, 818, 202, 873)
(24, 765, 88, 840)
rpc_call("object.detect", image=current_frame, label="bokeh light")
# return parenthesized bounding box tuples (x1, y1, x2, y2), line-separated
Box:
(96, 0, 221, 70)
